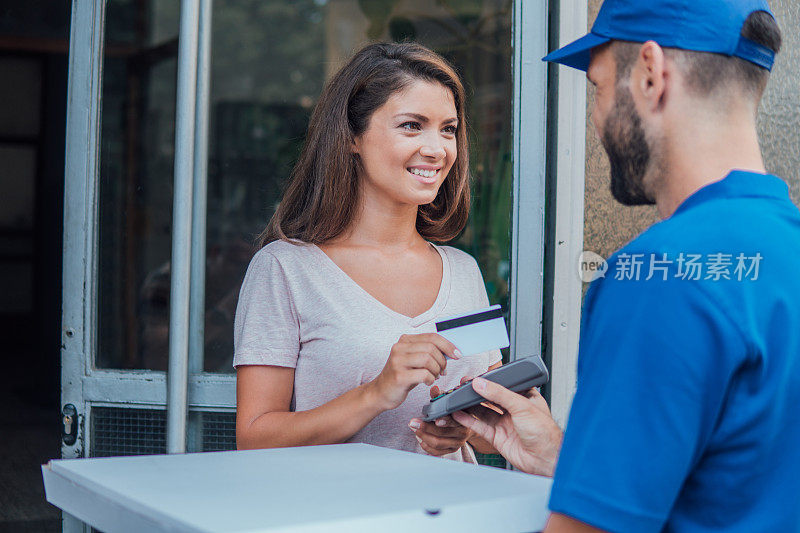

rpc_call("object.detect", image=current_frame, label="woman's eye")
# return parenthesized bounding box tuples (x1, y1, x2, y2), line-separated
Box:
(400, 121, 421, 131)
(442, 125, 457, 135)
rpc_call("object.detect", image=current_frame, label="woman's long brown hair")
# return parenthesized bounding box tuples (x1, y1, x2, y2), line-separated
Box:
(258, 42, 471, 247)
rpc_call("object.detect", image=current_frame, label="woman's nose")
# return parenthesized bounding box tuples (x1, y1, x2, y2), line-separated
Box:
(419, 142, 446, 160)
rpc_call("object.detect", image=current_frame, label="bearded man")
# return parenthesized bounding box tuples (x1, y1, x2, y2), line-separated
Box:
(453, 1, 800, 531)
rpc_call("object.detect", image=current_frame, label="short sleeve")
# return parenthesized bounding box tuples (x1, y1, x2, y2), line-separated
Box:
(548, 266, 748, 531)
(233, 249, 301, 368)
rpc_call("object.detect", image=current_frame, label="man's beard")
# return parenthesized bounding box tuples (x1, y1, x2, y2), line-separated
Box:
(601, 86, 658, 206)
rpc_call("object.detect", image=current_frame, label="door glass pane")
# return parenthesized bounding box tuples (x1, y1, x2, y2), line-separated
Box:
(96, 0, 513, 372)
(204, 0, 514, 373)
(97, 0, 179, 369)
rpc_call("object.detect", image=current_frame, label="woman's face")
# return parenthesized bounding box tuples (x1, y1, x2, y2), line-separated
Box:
(353, 79, 458, 208)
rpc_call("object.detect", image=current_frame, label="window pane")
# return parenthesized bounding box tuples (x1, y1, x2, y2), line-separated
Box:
(204, 0, 513, 372)
(0, 57, 42, 137)
(95, 0, 513, 372)
(97, 0, 179, 370)
(0, 145, 36, 228)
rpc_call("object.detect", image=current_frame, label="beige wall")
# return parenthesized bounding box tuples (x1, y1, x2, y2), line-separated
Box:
(757, 2, 800, 203)
(584, 0, 800, 261)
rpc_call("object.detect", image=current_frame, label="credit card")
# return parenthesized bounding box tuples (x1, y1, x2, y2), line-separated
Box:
(435, 304, 509, 357)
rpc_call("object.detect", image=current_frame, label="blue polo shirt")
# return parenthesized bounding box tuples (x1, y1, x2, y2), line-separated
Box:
(549, 171, 800, 532)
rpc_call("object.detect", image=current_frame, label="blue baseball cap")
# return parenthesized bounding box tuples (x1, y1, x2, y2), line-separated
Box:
(543, 0, 776, 72)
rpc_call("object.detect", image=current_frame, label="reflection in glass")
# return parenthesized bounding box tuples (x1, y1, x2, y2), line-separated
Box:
(205, 0, 513, 372)
(97, 0, 180, 370)
(97, 0, 513, 373)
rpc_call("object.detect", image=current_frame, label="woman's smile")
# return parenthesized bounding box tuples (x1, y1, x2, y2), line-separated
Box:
(407, 165, 442, 184)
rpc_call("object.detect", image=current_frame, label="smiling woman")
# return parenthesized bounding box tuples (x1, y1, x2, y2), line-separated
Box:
(354, 80, 458, 212)
(234, 43, 502, 463)
(258, 42, 471, 246)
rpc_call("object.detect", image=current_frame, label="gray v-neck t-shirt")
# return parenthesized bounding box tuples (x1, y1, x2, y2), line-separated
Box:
(233, 239, 501, 462)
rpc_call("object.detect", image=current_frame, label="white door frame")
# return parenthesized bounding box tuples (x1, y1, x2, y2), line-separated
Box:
(546, 0, 588, 428)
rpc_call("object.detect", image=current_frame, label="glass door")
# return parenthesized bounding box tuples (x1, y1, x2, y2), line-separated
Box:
(62, 0, 547, 512)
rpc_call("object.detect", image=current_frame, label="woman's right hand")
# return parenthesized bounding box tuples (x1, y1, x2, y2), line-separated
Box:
(369, 333, 460, 411)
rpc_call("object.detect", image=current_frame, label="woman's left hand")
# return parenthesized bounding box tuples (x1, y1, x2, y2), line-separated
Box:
(408, 383, 473, 456)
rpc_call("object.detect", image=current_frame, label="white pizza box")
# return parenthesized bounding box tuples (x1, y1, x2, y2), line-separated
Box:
(43, 443, 552, 532)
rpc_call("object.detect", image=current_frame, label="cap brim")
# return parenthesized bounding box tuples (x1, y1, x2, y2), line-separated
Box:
(542, 33, 610, 72)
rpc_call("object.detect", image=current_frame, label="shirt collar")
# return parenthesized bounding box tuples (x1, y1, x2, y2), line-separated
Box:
(672, 170, 789, 218)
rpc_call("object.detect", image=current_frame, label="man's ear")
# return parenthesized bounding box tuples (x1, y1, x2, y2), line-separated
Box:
(633, 40, 668, 113)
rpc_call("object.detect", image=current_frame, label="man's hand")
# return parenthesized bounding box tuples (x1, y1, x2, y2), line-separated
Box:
(451, 377, 563, 476)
